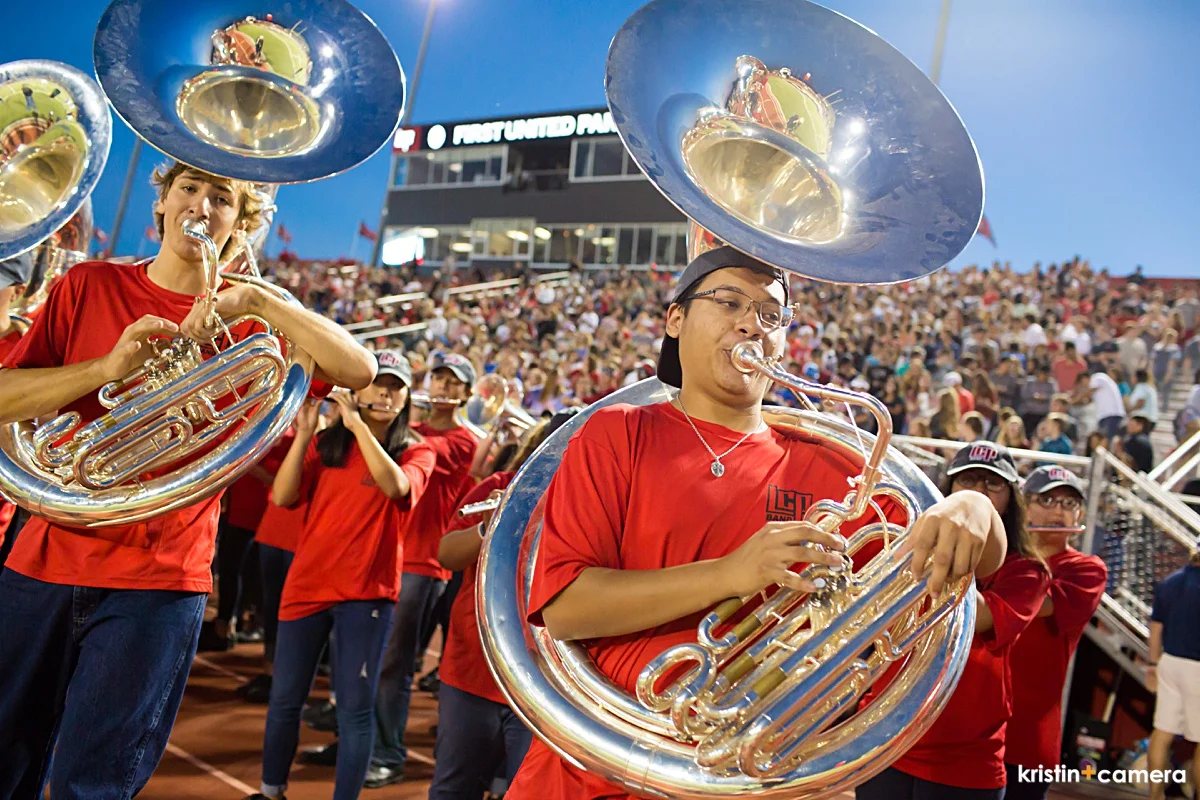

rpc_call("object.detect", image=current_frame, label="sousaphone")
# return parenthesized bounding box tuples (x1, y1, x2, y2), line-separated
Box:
(478, 0, 986, 797)
(0, 0, 405, 526)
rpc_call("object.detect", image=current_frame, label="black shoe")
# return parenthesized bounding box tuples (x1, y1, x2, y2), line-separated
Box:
(302, 700, 338, 732)
(297, 742, 339, 766)
(417, 667, 440, 693)
(363, 764, 404, 789)
(197, 622, 235, 652)
(237, 627, 265, 644)
(243, 794, 285, 800)
(238, 674, 272, 704)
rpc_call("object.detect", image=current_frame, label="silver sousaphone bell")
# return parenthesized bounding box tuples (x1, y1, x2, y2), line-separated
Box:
(478, 1, 987, 798)
(0, 0, 405, 527)
(0, 59, 111, 327)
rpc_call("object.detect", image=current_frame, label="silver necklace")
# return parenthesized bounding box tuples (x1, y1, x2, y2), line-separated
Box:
(674, 395, 761, 478)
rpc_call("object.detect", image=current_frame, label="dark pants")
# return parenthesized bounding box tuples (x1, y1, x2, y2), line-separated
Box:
(1003, 764, 1048, 800)
(855, 767, 1006, 800)
(419, 570, 461, 671)
(258, 544, 294, 664)
(261, 600, 394, 800)
(215, 521, 258, 625)
(0, 507, 27, 569)
(372, 572, 445, 769)
(428, 684, 532, 800)
(0, 569, 205, 800)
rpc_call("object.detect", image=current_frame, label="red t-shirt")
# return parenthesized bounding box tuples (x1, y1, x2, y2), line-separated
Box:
(2, 261, 246, 591)
(402, 422, 478, 580)
(0, 327, 23, 538)
(224, 430, 296, 531)
(255, 489, 306, 553)
(507, 402, 904, 800)
(890, 553, 1050, 789)
(280, 436, 437, 621)
(1006, 548, 1107, 769)
(439, 470, 514, 704)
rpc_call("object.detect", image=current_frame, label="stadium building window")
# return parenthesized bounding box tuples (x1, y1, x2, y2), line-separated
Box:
(570, 136, 642, 182)
(395, 145, 506, 189)
(470, 218, 535, 259)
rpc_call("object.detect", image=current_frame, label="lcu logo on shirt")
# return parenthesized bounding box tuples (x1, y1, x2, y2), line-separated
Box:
(766, 484, 812, 521)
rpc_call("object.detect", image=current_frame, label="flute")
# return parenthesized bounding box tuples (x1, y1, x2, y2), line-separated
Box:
(458, 497, 502, 517)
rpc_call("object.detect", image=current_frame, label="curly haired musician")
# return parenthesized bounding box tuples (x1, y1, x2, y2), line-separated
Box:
(505, 246, 1010, 800)
(0, 162, 377, 800)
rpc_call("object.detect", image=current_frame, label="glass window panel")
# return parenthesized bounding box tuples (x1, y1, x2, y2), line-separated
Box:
(393, 158, 408, 187)
(430, 161, 446, 184)
(635, 226, 653, 265)
(617, 227, 635, 265)
(550, 227, 577, 263)
(573, 141, 591, 179)
(654, 227, 674, 265)
(592, 141, 625, 176)
(460, 158, 486, 183)
(407, 156, 429, 186)
(674, 232, 688, 265)
(488, 156, 503, 180)
(596, 226, 616, 265)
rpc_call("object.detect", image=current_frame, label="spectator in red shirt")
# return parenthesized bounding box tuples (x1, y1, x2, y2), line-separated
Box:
(0, 162, 376, 798)
(505, 247, 1009, 800)
(1005, 466, 1106, 800)
(257, 351, 435, 800)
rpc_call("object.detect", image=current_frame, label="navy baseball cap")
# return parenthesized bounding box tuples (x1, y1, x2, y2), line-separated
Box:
(657, 246, 791, 389)
(430, 352, 477, 387)
(1024, 465, 1085, 499)
(946, 441, 1020, 484)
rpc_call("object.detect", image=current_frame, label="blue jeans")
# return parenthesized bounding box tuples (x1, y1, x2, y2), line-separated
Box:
(429, 684, 533, 800)
(372, 572, 445, 769)
(1098, 415, 1125, 440)
(0, 569, 205, 800)
(257, 544, 294, 664)
(855, 767, 1005, 800)
(261, 599, 394, 800)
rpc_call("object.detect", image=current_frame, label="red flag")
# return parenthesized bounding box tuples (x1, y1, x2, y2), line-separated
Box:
(976, 214, 996, 247)
(277, 223, 292, 244)
(358, 221, 378, 242)
(93, 227, 109, 244)
(145, 225, 160, 243)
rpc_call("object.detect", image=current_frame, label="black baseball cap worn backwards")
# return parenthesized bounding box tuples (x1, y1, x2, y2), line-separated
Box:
(657, 246, 791, 389)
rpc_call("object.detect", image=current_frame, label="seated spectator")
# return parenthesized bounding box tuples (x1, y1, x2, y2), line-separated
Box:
(929, 387, 962, 441)
(961, 411, 986, 443)
(1119, 414, 1156, 473)
(1036, 415, 1075, 465)
(996, 414, 1031, 451)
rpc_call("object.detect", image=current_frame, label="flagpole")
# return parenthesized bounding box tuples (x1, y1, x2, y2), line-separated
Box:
(350, 229, 359, 263)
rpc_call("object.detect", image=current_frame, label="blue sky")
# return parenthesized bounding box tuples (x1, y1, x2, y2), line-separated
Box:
(6, 0, 1198, 277)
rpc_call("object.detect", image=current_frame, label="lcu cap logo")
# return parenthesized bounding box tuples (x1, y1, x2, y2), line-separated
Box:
(442, 353, 470, 368)
(1046, 467, 1073, 482)
(379, 351, 406, 369)
(968, 444, 1000, 463)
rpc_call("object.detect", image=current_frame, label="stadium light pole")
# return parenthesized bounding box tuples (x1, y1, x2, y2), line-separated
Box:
(369, 0, 439, 267)
(928, 0, 952, 86)
(107, 139, 143, 257)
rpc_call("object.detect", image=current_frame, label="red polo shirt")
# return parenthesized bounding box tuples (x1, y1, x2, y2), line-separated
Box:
(438, 470, 513, 704)
(507, 402, 905, 800)
(280, 436, 437, 620)
(402, 422, 478, 580)
(1005, 548, 1106, 769)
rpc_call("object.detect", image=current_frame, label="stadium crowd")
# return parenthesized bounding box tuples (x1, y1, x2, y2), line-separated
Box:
(263, 253, 1200, 474)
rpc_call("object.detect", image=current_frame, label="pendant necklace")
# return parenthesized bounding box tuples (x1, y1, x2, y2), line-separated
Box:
(674, 395, 761, 478)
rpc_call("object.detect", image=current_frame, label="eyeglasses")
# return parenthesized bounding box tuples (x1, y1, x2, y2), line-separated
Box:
(1032, 494, 1083, 511)
(680, 287, 794, 331)
(953, 473, 1010, 493)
